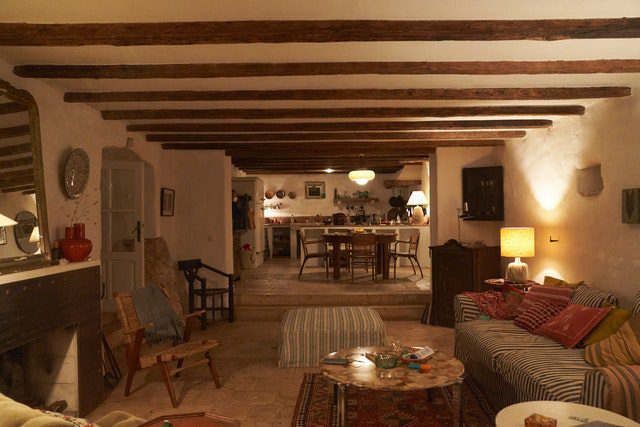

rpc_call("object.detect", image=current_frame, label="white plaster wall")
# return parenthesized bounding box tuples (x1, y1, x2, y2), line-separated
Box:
(161, 150, 233, 285)
(504, 94, 640, 307)
(253, 172, 416, 219)
(434, 146, 504, 246)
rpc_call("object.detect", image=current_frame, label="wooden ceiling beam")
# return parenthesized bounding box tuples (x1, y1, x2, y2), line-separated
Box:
(105, 106, 584, 120)
(66, 87, 631, 102)
(0, 102, 28, 115)
(128, 119, 552, 133)
(0, 157, 33, 170)
(0, 125, 30, 139)
(147, 130, 525, 142)
(1, 19, 638, 45)
(0, 175, 34, 188)
(0, 168, 35, 180)
(1, 184, 35, 193)
(17, 60, 640, 79)
(241, 168, 401, 174)
(0, 143, 32, 157)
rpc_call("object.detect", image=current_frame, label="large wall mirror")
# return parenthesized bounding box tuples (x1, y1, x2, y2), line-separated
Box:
(0, 79, 50, 272)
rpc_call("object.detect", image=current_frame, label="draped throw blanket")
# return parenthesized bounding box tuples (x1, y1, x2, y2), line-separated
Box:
(132, 285, 184, 345)
(463, 287, 524, 320)
(594, 365, 640, 422)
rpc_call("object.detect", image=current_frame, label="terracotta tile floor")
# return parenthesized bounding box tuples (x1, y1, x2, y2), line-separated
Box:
(89, 321, 453, 425)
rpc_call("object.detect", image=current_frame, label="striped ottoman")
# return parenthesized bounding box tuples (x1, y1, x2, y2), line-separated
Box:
(277, 306, 389, 368)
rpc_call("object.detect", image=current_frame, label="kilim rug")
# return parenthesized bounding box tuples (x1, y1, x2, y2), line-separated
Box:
(292, 373, 496, 427)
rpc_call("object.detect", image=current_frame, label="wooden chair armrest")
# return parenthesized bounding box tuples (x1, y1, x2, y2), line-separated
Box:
(125, 322, 154, 335)
(183, 310, 206, 320)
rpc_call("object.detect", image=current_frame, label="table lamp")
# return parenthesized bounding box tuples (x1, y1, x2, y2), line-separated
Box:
(407, 191, 429, 224)
(500, 227, 535, 283)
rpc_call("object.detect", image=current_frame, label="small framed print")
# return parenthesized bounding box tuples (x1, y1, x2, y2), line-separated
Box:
(0, 227, 6, 245)
(305, 182, 325, 199)
(160, 188, 175, 216)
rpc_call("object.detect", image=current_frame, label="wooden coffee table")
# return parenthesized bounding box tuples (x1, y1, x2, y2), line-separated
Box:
(320, 346, 466, 427)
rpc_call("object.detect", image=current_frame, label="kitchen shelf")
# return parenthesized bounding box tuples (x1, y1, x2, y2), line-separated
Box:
(333, 197, 379, 205)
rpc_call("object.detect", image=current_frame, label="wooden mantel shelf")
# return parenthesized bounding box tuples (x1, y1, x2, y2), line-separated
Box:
(383, 179, 421, 189)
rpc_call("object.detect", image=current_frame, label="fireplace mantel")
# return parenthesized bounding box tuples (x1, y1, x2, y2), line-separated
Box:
(0, 260, 102, 415)
(0, 260, 100, 286)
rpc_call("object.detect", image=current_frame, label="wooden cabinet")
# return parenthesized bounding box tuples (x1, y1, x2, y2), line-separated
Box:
(462, 166, 504, 221)
(429, 240, 501, 327)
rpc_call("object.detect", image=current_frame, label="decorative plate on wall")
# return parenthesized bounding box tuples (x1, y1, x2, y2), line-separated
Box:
(288, 191, 297, 199)
(62, 148, 90, 199)
(276, 189, 286, 199)
(265, 190, 275, 199)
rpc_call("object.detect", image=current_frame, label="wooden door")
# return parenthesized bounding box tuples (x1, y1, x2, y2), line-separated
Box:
(100, 160, 144, 311)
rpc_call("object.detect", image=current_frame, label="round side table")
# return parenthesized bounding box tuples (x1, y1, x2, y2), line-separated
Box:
(483, 278, 535, 291)
(495, 401, 638, 427)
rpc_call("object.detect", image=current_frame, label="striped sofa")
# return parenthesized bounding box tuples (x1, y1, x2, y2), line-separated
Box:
(454, 288, 640, 419)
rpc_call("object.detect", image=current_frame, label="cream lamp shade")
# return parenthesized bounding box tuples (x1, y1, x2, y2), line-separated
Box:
(500, 227, 535, 283)
(407, 191, 428, 206)
(0, 213, 17, 227)
(407, 190, 429, 224)
(348, 169, 375, 186)
(29, 226, 40, 243)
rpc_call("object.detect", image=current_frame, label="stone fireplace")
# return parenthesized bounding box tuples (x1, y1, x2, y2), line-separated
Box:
(0, 262, 102, 416)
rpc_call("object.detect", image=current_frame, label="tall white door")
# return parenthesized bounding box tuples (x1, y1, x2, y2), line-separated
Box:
(100, 160, 144, 311)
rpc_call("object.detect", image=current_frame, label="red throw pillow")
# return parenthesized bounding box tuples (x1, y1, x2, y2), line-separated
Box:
(536, 304, 612, 348)
(516, 284, 573, 316)
(514, 300, 566, 333)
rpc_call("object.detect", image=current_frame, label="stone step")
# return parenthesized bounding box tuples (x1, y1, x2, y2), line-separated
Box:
(236, 292, 428, 307)
(235, 304, 426, 321)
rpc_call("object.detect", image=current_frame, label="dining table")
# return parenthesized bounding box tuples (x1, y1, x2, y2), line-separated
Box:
(322, 232, 397, 280)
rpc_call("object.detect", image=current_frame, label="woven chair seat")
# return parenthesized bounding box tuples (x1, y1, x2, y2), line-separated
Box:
(140, 339, 220, 368)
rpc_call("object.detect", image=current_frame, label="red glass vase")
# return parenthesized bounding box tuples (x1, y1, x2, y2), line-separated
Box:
(61, 223, 92, 262)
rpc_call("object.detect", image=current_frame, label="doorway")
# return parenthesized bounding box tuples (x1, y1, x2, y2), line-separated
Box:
(100, 159, 144, 311)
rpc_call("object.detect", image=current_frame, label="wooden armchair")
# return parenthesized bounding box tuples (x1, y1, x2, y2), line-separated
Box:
(114, 291, 221, 408)
(390, 233, 423, 278)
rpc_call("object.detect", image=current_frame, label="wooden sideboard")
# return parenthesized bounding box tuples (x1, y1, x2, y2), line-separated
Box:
(429, 240, 501, 327)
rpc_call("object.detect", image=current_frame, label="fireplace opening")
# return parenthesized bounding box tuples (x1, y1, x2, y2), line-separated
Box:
(0, 325, 79, 415)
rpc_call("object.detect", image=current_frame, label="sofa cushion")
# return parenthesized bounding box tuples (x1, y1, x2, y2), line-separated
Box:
(544, 275, 585, 289)
(517, 284, 573, 316)
(536, 304, 611, 348)
(514, 299, 566, 333)
(633, 291, 640, 316)
(497, 348, 594, 403)
(570, 286, 619, 308)
(456, 320, 567, 371)
(585, 314, 640, 367)
(582, 307, 633, 347)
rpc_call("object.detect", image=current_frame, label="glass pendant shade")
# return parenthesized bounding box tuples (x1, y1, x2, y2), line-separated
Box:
(348, 169, 375, 185)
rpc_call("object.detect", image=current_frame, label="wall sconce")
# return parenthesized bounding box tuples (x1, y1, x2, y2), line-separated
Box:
(576, 164, 604, 197)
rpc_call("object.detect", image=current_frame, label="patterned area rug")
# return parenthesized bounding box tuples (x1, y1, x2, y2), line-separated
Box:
(292, 373, 495, 427)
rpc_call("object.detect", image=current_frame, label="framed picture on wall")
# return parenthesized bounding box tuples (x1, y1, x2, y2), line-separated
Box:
(0, 227, 6, 245)
(160, 188, 175, 216)
(305, 182, 325, 199)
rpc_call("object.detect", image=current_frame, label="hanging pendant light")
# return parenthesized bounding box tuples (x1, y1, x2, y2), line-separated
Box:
(348, 155, 375, 186)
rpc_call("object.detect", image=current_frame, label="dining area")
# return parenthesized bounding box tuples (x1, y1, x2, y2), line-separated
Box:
(297, 225, 430, 283)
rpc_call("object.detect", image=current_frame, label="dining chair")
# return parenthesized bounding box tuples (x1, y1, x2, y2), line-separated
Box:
(114, 291, 222, 408)
(390, 233, 424, 278)
(298, 233, 329, 279)
(349, 233, 377, 283)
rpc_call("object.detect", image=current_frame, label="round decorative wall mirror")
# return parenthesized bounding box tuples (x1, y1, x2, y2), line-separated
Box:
(14, 211, 39, 254)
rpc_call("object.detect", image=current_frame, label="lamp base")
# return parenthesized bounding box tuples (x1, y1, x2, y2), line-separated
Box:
(411, 206, 425, 225)
(506, 259, 529, 284)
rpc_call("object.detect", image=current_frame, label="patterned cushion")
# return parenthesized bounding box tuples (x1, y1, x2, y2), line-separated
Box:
(514, 299, 566, 333)
(517, 284, 573, 316)
(585, 314, 640, 366)
(536, 304, 611, 348)
(570, 286, 619, 308)
(633, 291, 640, 316)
